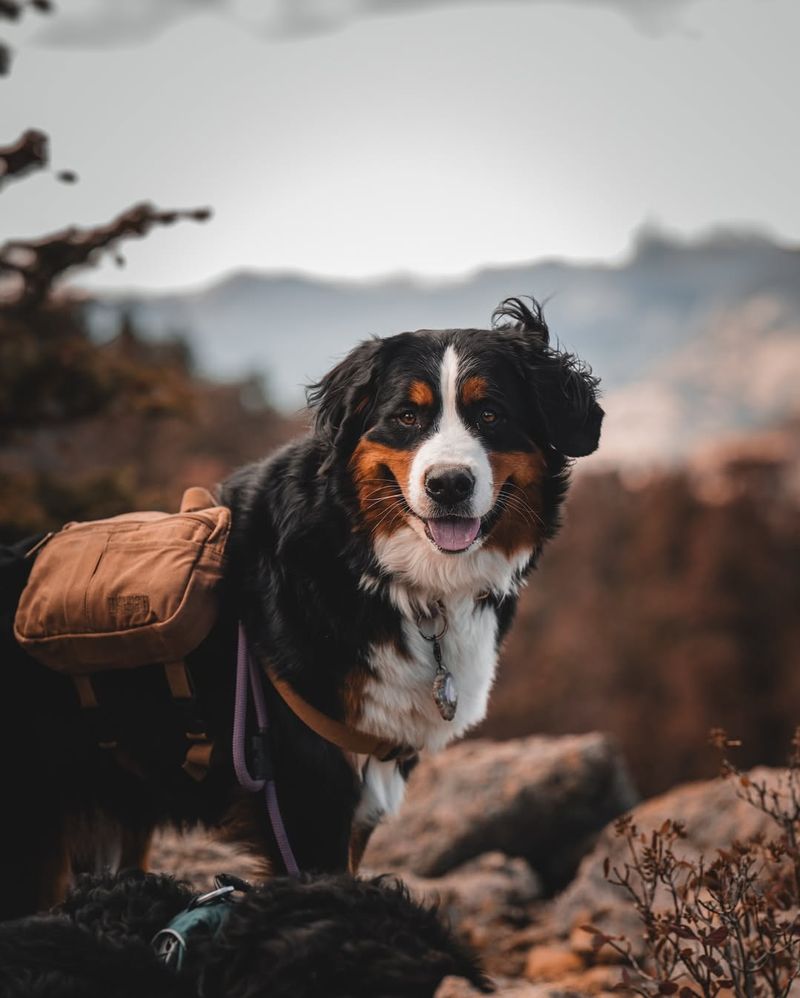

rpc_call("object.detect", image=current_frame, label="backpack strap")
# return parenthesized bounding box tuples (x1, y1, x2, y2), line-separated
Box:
(71, 675, 120, 749)
(72, 675, 99, 709)
(70, 662, 215, 781)
(163, 660, 215, 782)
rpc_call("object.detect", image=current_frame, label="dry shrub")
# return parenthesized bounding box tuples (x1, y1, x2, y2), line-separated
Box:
(588, 732, 800, 996)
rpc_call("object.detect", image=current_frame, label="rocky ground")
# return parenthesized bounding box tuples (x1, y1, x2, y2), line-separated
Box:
(150, 734, 783, 997)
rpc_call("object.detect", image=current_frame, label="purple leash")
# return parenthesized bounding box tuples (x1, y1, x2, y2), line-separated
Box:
(232, 621, 300, 876)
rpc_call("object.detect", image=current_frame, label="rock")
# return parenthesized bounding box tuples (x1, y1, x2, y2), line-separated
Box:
(434, 977, 485, 998)
(150, 828, 264, 890)
(389, 852, 543, 928)
(559, 965, 621, 994)
(383, 852, 544, 979)
(364, 734, 637, 892)
(567, 926, 624, 965)
(525, 945, 584, 981)
(436, 975, 590, 997)
(552, 767, 783, 949)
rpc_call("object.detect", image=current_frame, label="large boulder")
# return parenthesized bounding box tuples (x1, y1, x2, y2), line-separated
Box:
(552, 766, 783, 948)
(364, 733, 638, 892)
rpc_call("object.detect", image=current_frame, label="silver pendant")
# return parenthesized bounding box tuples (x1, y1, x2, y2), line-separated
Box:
(432, 663, 458, 721)
(417, 602, 457, 722)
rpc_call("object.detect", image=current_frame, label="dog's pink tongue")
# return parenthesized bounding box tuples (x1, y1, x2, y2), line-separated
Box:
(427, 516, 481, 552)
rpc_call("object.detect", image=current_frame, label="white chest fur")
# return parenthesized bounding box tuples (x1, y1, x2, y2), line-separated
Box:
(354, 524, 531, 825)
(354, 596, 499, 829)
(360, 595, 499, 754)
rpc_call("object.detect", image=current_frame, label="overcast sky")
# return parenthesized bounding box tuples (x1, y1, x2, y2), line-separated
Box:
(1, 0, 798, 292)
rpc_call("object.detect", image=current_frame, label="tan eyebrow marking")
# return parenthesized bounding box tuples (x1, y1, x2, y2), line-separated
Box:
(408, 379, 434, 406)
(461, 375, 488, 405)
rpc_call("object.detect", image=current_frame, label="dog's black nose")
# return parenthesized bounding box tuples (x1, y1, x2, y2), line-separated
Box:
(425, 467, 475, 507)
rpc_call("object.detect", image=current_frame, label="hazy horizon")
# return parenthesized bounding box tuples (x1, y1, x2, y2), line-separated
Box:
(73, 221, 797, 299)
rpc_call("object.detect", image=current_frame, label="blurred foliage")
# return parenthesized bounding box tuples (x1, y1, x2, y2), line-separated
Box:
(0, 308, 194, 436)
(0, 305, 298, 541)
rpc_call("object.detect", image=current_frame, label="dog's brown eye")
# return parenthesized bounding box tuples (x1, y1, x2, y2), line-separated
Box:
(480, 409, 498, 424)
(397, 410, 418, 427)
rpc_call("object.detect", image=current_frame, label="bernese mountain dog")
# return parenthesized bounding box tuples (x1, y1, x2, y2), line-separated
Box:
(0, 297, 602, 919)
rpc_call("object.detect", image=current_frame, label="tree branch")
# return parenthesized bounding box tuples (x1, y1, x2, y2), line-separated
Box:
(0, 201, 212, 310)
(0, 128, 48, 188)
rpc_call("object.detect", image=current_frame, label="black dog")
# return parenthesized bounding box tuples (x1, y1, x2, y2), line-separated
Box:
(0, 870, 488, 998)
(1, 297, 602, 916)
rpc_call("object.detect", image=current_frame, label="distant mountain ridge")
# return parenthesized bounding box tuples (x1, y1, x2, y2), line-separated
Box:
(86, 227, 800, 463)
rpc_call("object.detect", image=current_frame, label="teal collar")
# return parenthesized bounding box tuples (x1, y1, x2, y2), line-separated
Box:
(152, 875, 251, 972)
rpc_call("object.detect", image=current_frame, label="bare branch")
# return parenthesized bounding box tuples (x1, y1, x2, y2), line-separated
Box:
(0, 128, 48, 188)
(0, 201, 213, 310)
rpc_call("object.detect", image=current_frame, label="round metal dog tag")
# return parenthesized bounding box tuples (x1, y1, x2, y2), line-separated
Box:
(432, 665, 458, 721)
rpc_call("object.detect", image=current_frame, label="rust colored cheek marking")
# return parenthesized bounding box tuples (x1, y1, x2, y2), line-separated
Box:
(485, 450, 546, 557)
(408, 379, 434, 407)
(350, 439, 416, 537)
(461, 376, 488, 406)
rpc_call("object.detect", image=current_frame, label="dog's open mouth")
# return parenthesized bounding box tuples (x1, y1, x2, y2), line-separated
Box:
(422, 482, 513, 554)
(424, 516, 482, 553)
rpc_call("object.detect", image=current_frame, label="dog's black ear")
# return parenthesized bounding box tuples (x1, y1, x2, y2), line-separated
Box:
(306, 337, 387, 474)
(493, 296, 603, 457)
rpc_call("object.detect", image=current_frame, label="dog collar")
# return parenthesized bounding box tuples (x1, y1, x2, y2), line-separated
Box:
(264, 591, 492, 761)
(267, 669, 417, 762)
(152, 874, 250, 972)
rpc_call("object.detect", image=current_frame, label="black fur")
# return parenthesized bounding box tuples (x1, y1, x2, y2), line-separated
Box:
(0, 917, 187, 998)
(188, 874, 490, 998)
(54, 869, 194, 944)
(1, 871, 490, 998)
(492, 296, 603, 457)
(307, 336, 390, 475)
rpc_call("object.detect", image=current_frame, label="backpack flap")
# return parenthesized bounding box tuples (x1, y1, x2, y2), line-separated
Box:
(13, 489, 230, 673)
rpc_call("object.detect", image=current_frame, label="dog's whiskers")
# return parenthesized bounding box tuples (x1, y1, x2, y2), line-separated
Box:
(504, 483, 545, 528)
(371, 499, 407, 534)
(362, 485, 406, 499)
(504, 499, 539, 530)
(363, 492, 406, 507)
(499, 491, 542, 531)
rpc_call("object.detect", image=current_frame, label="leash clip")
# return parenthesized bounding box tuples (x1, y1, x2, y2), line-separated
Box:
(189, 884, 236, 909)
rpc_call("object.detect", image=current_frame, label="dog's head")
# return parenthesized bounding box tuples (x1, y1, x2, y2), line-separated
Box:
(308, 297, 602, 589)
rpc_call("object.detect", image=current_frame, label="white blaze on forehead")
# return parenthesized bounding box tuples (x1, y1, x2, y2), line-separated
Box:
(408, 344, 493, 518)
(440, 342, 459, 424)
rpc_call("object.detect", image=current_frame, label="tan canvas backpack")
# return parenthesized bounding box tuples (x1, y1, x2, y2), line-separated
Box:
(14, 486, 230, 674)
